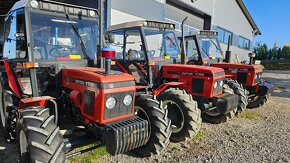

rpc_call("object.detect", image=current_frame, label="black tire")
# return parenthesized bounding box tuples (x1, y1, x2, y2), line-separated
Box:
(0, 85, 18, 142)
(16, 107, 66, 163)
(202, 84, 237, 124)
(224, 79, 248, 115)
(247, 94, 270, 109)
(157, 88, 202, 142)
(132, 94, 171, 157)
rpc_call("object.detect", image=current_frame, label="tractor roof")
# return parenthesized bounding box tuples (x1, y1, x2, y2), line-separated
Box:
(10, 0, 30, 12)
(107, 20, 176, 32)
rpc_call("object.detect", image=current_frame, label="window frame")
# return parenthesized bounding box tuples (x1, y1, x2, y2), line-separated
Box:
(216, 26, 233, 45)
(238, 36, 250, 50)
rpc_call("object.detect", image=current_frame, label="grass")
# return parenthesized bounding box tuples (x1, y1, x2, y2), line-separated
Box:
(192, 130, 210, 142)
(69, 145, 109, 163)
(239, 111, 260, 120)
(262, 60, 290, 70)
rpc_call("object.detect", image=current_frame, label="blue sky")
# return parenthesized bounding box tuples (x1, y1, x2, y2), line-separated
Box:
(243, 0, 290, 48)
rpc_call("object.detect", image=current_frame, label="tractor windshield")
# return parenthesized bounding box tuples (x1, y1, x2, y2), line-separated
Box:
(29, 12, 99, 61)
(196, 36, 223, 60)
(144, 29, 180, 60)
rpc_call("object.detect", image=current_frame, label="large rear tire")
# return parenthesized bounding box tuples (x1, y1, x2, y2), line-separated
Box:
(132, 94, 171, 157)
(16, 107, 66, 163)
(247, 94, 270, 109)
(224, 79, 248, 115)
(157, 88, 202, 142)
(0, 85, 17, 142)
(202, 84, 237, 124)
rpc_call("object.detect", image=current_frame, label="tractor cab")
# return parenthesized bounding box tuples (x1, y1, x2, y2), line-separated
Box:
(2, 0, 100, 97)
(182, 30, 224, 65)
(107, 20, 181, 87)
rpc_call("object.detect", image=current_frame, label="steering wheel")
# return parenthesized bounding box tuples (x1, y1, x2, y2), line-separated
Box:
(49, 46, 74, 57)
(188, 53, 199, 61)
(148, 50, 156, 58)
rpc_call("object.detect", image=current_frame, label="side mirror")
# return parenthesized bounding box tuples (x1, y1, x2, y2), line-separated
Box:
(105, 32, 115, 44)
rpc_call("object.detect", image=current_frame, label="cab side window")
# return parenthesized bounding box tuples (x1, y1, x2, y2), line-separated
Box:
(3, 12, 27, 60)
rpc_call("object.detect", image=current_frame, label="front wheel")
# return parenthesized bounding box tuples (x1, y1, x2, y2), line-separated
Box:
(158, 88, 202, 142)
(16, 107, 66, 163)
(132, 94, 172, 157)
(247, 94, 270, 108)
(202, 84, 237, 124)
(224, 79, 248, 115)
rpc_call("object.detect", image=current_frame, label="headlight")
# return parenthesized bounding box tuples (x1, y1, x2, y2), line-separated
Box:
(219, 80, 224, 87)
(106, 97, 116, 109)
(214, 81, 218, 89)
(123, 94, 133, 106)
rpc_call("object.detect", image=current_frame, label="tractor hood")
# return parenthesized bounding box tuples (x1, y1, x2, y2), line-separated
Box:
(62, 67, 135, 88)
(210, 63, 264, 72)
(162, 64, 225, 77)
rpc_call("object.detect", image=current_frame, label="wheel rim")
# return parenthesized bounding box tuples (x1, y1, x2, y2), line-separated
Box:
(135, 106, 151, 137)
(205, 109, 221, 117)
(19, 130, 29, 162)
(249, 95, 259, 102)
(163, 100, 184, 133)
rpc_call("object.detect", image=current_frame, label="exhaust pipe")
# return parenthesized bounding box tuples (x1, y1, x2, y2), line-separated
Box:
(101, 48, 116, 75)
(248, 52, 256, 65)
(224, 35, 232, 63)
(181, 17, 188, 64)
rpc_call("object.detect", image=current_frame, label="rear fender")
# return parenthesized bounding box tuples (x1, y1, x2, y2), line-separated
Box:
(152, 82, 185, 96)
(18, 96, 55, 110)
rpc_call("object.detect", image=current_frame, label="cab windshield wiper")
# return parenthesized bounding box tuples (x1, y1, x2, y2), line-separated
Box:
(65, 12, 90, 59)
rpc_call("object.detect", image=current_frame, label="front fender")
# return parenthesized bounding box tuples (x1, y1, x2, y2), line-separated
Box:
(257, 81, 274, 96)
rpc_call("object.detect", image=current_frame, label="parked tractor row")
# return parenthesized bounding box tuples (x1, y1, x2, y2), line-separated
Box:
(0, 0, 273, 162)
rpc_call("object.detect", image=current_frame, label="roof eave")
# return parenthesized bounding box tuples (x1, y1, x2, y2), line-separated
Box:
(236, 0, 261, 35)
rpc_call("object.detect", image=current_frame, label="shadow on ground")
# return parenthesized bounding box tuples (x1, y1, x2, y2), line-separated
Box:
(0, 127, 18, 163)
(263, 77, 290, 98)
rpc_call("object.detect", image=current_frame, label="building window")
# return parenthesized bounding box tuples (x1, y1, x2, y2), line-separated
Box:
(217, 27, 233, 45)
(238, 36, 250, 49)
(165, 18, 198, 34)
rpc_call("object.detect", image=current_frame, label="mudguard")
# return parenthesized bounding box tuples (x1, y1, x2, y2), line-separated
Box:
(257, 81, 274, 96)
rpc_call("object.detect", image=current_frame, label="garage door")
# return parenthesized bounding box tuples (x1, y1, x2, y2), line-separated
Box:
(165, 3, 204, 31)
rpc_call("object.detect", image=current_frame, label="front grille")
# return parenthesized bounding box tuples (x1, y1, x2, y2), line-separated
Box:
(255, 73, 262, 84)
(84, 90, 95, 116)
(237, 72, 248, 84)
(192, 79, 204, 93)
(213, 79, 223, 95)
(104, 92, 134, 120)
(105, 116, 149, 155)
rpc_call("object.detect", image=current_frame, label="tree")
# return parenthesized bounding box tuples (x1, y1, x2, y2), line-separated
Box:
(254, 42, 268, 60)
(282, 45, 290, 59)
(277, 48, 282, 59)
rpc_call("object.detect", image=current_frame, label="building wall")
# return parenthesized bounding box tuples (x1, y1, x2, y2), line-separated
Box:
(212, 0, 254, 62)
(110, 0, 164, 25)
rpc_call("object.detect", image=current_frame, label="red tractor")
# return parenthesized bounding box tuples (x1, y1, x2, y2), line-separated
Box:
(0, 0, 172, 162)
(181, 30, 274, 108)
(106, 20, 242, 142)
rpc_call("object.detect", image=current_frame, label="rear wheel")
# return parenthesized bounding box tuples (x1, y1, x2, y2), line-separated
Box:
(0, 85, 18, 142)
(224, 79, 248, 115)
(132, 94, 171, 157)
(247, 94, 270, 108)
(157, 88, 202, 142)
(202, 84, 237, 124)
(16, 107, 65, 163)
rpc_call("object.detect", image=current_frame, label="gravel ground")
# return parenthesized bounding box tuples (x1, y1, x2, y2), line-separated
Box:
(1, 71, 290, 163)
